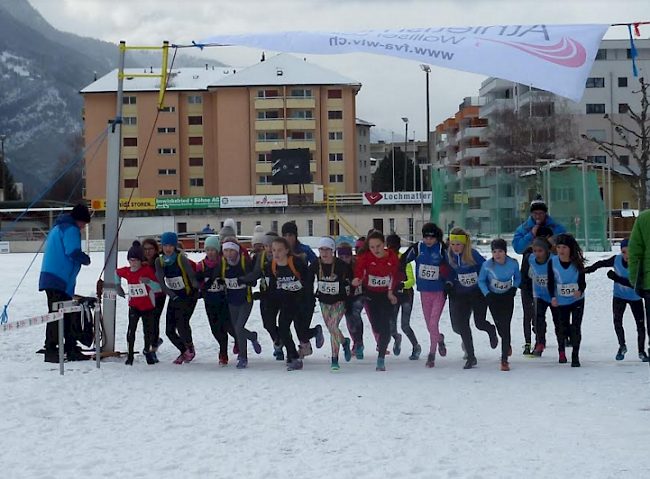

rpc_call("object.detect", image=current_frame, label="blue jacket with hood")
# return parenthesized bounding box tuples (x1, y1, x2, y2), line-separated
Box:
(39, 215, 91, 297)
(512, 214, 567, 254)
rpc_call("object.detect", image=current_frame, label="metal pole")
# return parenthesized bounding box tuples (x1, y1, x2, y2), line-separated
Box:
(102, 41, 127, 353)
(425, 68, 431, 179)
(420, 165, 425, 223)
(412, 130, 417, 192)
(496, 166, 501, 237)
(608, 164, 613, 246)
(582, 162, 589, 250)
(95, 304, 101, 369)
(391, 132, 395, 192)
(404, 121, 408, 191)
(58, 309, 64, 375)
(546, 160, 551, 211)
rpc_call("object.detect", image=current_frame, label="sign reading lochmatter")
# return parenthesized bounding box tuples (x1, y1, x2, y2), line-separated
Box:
(363, 192, 432, 206)
(156, 197, 221, 209)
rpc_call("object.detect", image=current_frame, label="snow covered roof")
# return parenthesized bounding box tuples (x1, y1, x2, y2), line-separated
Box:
(81, 53, 361, 94)
(356, 118, 375, 127)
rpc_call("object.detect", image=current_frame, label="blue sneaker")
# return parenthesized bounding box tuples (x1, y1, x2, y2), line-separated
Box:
(315, 325, 325, 349)
(376, 358, 386, 371)
(275, 349, 285, 361)
(393, 333, 402, 356)
(616, 345, 627, 361)
(287, 359, 303, 371)
(236, 358, 248, 369)
(409, 344, 422, 360)
(640, 351, 650, 362)
(151, 351, 159, 364)
(354, 343, 364, 360)
(331, 358, 340, 370)
(342, 338, 352, 362)
(252, 340, 262, 355)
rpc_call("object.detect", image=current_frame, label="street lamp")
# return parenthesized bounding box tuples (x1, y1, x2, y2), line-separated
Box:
(401, 117, 409, 191)
(0, 134, 6, 201)
(420, 64, 431, 191)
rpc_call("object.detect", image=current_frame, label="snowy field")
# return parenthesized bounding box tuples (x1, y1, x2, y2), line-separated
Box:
(1, 251, 649, 479)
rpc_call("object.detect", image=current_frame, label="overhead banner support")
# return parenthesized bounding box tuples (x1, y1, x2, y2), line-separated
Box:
(201, 24, 610, 101)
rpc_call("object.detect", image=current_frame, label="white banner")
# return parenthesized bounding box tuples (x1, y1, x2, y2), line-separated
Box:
(220, 196, 255, 208)
(0, 312, 63, 333)
(363, 191, 432, 206)
(220, 195, 289, 208)
(255, 195, 288, 207)
(202, 24, 610, 101)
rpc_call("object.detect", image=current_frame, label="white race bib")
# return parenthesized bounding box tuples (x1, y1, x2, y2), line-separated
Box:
(129, 283, 147, 298)
(318, 281, 340, 295)
(457, 272, 478, 287)
(534, 275, 548, 287)
(225, 278, 245, 290)
(368, 275, 390, 288)
(491, 279, 512, 291)
(207, 280, 225, 293)
(279, 280, 302, 292)
(418, 264, 440, 281)
(165, 276, 185, 291)
(558, 283, 579, 298)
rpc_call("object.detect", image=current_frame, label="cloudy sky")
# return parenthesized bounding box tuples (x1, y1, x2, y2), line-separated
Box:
(29, 0, 650, 140)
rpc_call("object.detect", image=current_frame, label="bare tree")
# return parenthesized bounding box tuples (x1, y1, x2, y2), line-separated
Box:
(484, 92, 590, 167)
(582, 77, 650, 210)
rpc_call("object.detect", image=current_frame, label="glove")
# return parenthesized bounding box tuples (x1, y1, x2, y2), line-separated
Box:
(96, 279, 104, 296)
(584, 266, 595, 274)
(444, 282, 454, 296)
(607, 270, 619, 282)
(239, 277, 257, 287)
(116, 285, 126, 298)
(140, 277, 152, 285)
(395, 282, 405, 293)
(252, 291, 262, 301)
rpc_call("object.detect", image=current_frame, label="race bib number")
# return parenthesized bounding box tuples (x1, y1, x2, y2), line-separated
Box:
(368, 275, 390, 288)
(558, 283, 579, 298)
(129, 283, 147, 298)
(318, 281, 340, 295)
(534, 275, 548, 287)
(491, 279, 512, 292)
(207, 280, 225, 293)
(279, 280, 302, 292)
(225, 278, 245, 290)
(458, 272, 478, 287)
(165, 276, 185, 291)
(418, 264, 440, 281)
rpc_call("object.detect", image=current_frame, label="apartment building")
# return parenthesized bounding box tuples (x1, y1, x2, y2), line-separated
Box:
(356, 118, 374, 192)
(81, 54, 362, 201)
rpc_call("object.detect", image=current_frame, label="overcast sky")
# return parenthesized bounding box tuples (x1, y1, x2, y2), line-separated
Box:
(29, 0, 650, 140)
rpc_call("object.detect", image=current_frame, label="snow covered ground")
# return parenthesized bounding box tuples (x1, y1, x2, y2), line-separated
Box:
(1, 251, 649, 479)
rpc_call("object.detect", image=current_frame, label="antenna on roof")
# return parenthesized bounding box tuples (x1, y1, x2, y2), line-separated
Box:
(93, 71, 97, 81)
(261, 52, 265, 62)
(150, 66, 153, 73)
(206, 63, 209, 70)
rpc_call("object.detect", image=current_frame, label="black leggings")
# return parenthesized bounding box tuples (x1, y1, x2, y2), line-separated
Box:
(274, 295, 301, 361)
(612, 297, 646, 352)
(365, 291, 392, 359)
(295, 294, 318, 343)
(534, 298, 559, 347)
(487, 294, 514, 362)
(205, 298, 235, 353)
(555, 299, 584, 353)
(449, 289, 496, 360)
(126, 306, 158, 355)
(151, 294, 166, 346)
(261, 297, 281, 346)
(165, 296, 197, 353)
(521, 287, 535, 344)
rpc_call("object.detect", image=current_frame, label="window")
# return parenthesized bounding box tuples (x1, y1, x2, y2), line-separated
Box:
(586, 104, 606, 114)
(188, 95, 202, 104)
(291, 89, 312, 98)
(123, 117, 137, 125)
(189, 157, 203, 167)
(190, 178, 204, 187)
(595, 49, 607, 60)
(255, 220, 261, 226)
(328, 110, 343, 120)
(177, 222, 187, 234)
(329, 220, 340, 236)
(258, 153, 273, 163)
(258, 174, 273, 185)
(408, 218, 414, 241)
(157, 148, 177, 155)
(189, 136, 203, 146)
(236, 221, 242, 236)
(585, 77, 605, 88)
(359, 144, 362, 152)
(188, 116, 203, 125)
(329, 174, 344, 183)
(618, 77, 628, 88)
(329, 153, 344, 162)
(290, 131, 314, 141)
(389, 218, 395, 233)
(271, 220, 278, 232)
(257, 89, 279, 98)
(622, 201, 631, 209)
(619, 155, 630, 166)
(258, 132, 280, 141)
(123, 137, 137, 147)
(291, 110, 314, 119)
(586, 129, 606, 142)
(328, 89, 342, 99)
(619, 103, 629, 114)
(123, 158, 137, 168)
(123, 96, 137, 105)
(160, 106, 176, 113)
(124, 179, 138, 188)
(158, 189, 178, 196)
(257, 110, 281, 119)
(307, 219, 314, 236)
(627, 49, 633, 59)
(157, 127, 176, 134)
(329, 132, 343, 140)
(587, 155, 607, 164)
(158, 169, 177, 176)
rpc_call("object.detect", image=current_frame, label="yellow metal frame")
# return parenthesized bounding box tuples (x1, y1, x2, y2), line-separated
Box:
(321, 187, 360, 238)
(117, 41, 171, 111)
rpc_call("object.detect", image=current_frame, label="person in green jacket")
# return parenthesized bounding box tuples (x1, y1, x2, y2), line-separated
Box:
(627, 210, 650, 358)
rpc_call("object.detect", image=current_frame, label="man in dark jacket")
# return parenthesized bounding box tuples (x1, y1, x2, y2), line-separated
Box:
(39, 204, 92, 362)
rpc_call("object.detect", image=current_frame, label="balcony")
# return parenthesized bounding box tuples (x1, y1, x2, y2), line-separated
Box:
(467, 188, 491, 198)
(255, 119, 285, 131)
(458, 146, 488, 161)
(479, 77, 513, 96)
(458, 126, 486, 141)
(459, 167, 486, 179)
(286, 97, 316, 109)
(286, 138, 316, 151)
(255, 140, 284, 152)
(480, 98, 514, 117)
(254, 98, 284, 109)
(481, 197, 516, 209)
(466, 208, 491, 219)
(286, 118, 316, 130)
(444, 136, 458, 149)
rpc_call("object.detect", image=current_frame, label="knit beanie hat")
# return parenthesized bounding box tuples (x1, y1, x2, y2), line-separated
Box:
(204, 235, 220, 251)
(161, 231, 178, 246)
(386, 234, 401, 250)
(532, 237, 551, 252)
(71, 204, 91, 223)
(355, 238, 365, 252)
(530, 196, 548, 213)
(251, 225, 266, 246)
(281, 221, 298, 237)
(127, 240, 145, 261)
(263, 231, 279, 246)
(218, 219, 236, 243)
(318, 237, 336, 251)
(490, 238, 508, 253)
(337, 241, 353, 256)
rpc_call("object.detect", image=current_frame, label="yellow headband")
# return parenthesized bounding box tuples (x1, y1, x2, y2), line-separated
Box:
(449, 234, 467, 244)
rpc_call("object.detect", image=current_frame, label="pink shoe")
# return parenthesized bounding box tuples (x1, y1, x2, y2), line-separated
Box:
(184, 350, 195, 363)
(173, 354, 185, 365)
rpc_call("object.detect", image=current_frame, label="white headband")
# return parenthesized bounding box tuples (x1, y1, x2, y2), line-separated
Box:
(318, 237, 336, 251)
(221, 242, 240, 252)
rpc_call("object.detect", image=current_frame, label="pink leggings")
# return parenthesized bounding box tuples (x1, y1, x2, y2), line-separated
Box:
(421, 291, 446, 355)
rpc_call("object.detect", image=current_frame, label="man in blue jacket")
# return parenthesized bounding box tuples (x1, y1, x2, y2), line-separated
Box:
(513, 197, 566, 254)
(39, 204, 92, 362)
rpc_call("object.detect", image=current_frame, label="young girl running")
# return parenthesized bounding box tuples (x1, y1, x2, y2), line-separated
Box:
(142, 237, 165, 360)
(309, 237, 353, 370)
(116, 241, 161, 366)
(337, 242, 365, 359)
(402, 222, 449, 367)
(220, 238, 261, 369)
(195, 235, 235, 365)
(478, 239, 521, 371)
(155, 231, 200, 365)
(547, 233, 586, 367)
(353, 231, 399, 371)
(585, 239, 649, 362)
(526, 236, 558, 357)
(445, 227, 498, 370)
